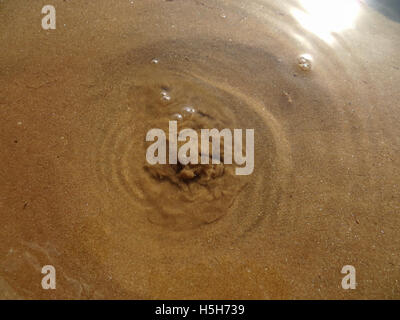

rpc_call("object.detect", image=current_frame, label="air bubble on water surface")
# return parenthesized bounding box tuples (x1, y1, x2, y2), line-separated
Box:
(297, 54, 313, 71)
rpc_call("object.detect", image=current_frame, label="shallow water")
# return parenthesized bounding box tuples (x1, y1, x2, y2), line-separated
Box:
(1, 0, 400, 299)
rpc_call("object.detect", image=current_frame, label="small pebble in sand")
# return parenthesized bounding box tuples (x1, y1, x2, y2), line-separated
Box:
(151, 58, 159, 64)
(283, 91, 293, 104)
(297, 54, 313, 71)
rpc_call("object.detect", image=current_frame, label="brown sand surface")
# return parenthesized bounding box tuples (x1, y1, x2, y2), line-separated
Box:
(1, 0, 400, 299)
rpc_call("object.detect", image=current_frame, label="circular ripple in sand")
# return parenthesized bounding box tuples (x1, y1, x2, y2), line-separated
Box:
(88, 40, 293, 240)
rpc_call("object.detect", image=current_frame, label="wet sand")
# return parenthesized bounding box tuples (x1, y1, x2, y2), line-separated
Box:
(1, 0, 400, 299)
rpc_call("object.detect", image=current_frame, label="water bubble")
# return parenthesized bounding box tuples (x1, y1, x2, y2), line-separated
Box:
(182, 106, 196, 115)
(297, 54, 313, 71)
(161, 90, 171, 101)
(172, 113, 183, 120)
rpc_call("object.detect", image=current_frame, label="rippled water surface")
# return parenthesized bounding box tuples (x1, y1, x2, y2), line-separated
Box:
(1, 0, 400, 298)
